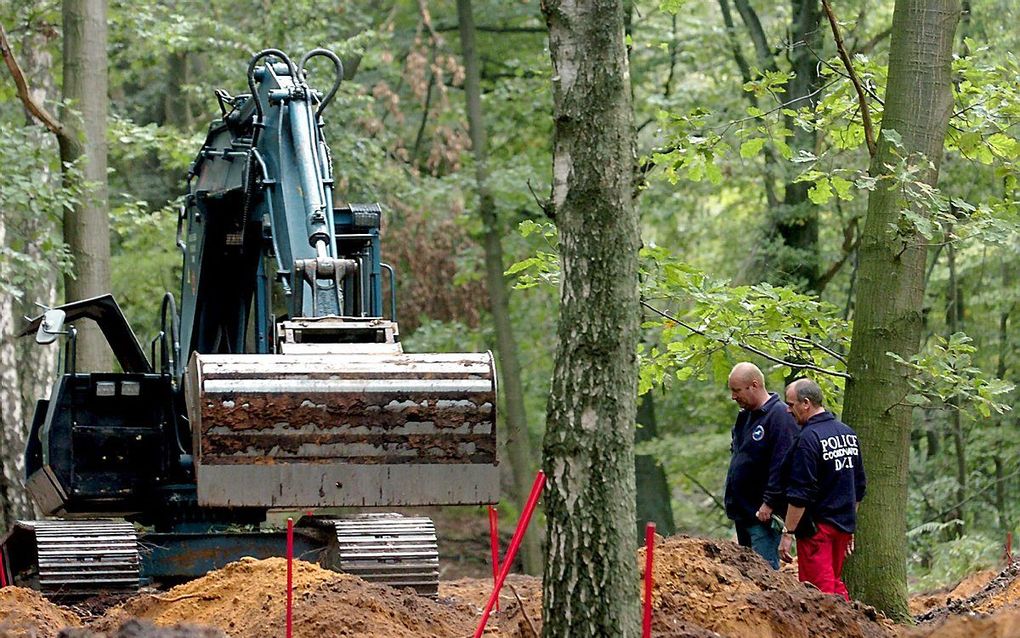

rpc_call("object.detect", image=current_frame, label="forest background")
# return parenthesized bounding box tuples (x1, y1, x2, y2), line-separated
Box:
(0, 0, 1017, 614)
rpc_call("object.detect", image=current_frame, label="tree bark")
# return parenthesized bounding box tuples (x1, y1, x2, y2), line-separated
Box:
(0, 7, 61, 532)
(635, 392, 676, 540)
(772, 0, 822, 291)
(540, 1, 641, 635)
(60, 0, 112, 372)
(841, 0, 960, 621)
(456, 0, 542, 575)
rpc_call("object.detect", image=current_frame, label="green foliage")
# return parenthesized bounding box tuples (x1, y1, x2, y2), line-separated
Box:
(888, 333, 1014, 418)
(0, 125, 81, 298)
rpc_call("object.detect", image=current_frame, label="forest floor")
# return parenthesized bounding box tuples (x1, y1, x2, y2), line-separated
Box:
(2, 535, 1020, 638)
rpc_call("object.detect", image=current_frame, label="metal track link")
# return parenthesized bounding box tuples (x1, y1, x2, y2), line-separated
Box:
(332, 514, 439, 597)
(34, 520, 140, 597)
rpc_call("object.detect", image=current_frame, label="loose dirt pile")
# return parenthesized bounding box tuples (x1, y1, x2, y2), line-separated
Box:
(909, 569, 998, 616)
(641, 536, 894, 638)
(6, 537, 1020, 638)
(0, 587, 80, 637)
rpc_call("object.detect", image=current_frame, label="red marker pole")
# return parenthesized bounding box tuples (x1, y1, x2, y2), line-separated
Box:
(286, 517, 294, 638)
(473, 470, 546, 638)
(642, 522, 656, 638)
(488, 505, 501, 611)
(0, 548, 8, 588)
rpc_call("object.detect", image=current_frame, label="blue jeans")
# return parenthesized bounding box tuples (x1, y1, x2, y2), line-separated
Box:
(735, 521, 781, 569)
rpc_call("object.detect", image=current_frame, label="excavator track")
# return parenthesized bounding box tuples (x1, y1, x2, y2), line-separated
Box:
(330, 514, 439, 597)
(33, 520, 141, 597)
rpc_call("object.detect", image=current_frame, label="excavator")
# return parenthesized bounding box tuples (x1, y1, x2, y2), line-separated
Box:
(0, 48, 498, 598)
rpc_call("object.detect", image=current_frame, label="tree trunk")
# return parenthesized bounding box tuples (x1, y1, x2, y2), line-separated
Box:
(841, 0, 960, 621)
(771, 0, 822, 291)
(60, 0, 112, 372)
(0, 9, 61, 532)
(946, 241, 966, 533)
(635, 392, 676, 540)
(540, 1, 641, 635)
(456, 0, 542, 575)
(0, 217, 33, 531)
(17, 11, 61, 422)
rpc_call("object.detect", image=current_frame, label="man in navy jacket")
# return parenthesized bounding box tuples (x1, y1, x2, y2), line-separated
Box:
(724, 362, 797, 569)
(779, 378, 866, 601)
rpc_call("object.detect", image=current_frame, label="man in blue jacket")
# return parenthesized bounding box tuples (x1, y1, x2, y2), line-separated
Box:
(779, 378, 866, 601)
(724, 362, 797, 569)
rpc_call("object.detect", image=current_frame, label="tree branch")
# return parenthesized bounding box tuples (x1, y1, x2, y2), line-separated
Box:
(679, 470, 726, 515)
(731, 0, 778, 73)
(0, 21, 66, 138)
(641, 300, 851, 379)
(820, 0, 877, 157)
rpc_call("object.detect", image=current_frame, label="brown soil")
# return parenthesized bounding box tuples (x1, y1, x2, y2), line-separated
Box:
(7, 536, 1020, 638)
(641, 536, 894, 638)
(915, 562, 1020, 624)
(909, 569, 999, 615)
(0, 587, 81, 637)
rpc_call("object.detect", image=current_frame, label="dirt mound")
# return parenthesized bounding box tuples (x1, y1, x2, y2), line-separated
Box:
(915, 562, 1020, 623)
(643, 536, 894, 638)
(441, 575, 542, 636)
(0, 586, 81, 638)
(61, 618, 225, 637)
(909, 569, 999, 615)
(92, 557, 487, 638)
(899, 606, 1020, 637)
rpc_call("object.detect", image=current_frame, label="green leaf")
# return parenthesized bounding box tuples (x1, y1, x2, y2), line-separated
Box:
(831, 176, 855, 201)
(739, 138, 766, 159)
(808, 178, 833, 205)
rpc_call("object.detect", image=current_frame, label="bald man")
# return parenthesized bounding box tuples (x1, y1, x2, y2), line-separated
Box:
(724, 362, 797, 569)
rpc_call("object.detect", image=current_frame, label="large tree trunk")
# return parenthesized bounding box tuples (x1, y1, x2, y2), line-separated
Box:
(0, 9, 61, 532)
(456, 0, 542, 575)
(60, 0, 112, 372)
(0, 218, 33, 530)
(540, 1, 641, 635)
(841, 0, 960, 621)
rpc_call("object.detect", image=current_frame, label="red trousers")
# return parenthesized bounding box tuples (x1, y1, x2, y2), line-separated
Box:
(797, 521, 852, 602)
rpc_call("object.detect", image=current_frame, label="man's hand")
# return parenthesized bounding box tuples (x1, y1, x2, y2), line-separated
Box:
(846, 534, 855, 558)
(755, 502, 773, 523)
(779, 533, 794, 563)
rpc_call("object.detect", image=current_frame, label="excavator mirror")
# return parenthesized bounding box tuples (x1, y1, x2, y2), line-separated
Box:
(35, 309, 66, 345)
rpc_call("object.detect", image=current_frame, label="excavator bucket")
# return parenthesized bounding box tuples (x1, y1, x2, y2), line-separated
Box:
(185, 351, 499, 508)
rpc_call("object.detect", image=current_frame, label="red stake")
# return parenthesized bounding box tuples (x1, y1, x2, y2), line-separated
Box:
(642, 522, 656, 638)
(0, 548, 8, 588)
(286, 517, 294, 638)
(473, 470, 546, 638)
(488, 505, 501, 611)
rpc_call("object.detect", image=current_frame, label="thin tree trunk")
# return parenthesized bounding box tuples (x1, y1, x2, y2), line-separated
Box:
(772, 0, 822, 291)
(60, 0, 112, 372)
(994, 259, 1013, 531)
(841, 0, 960, 621)
(946, 241, 966, 533)
(456, 0, 542, 575)
(541, 0, 641, 635)
(635, 392, 676, 539)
